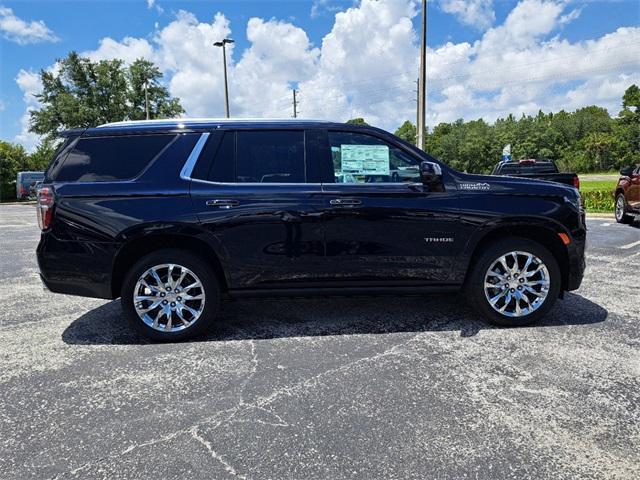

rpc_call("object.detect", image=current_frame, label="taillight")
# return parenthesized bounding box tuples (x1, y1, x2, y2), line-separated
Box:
(37, 186, 54, 230)
(573, 176, 580, 190)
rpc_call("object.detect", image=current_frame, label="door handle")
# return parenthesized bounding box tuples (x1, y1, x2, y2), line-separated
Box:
(206, 199, 239, 208)
(329, 198, 362, 206)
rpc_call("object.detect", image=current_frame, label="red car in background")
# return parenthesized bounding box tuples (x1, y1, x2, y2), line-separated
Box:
(615, 165, 640, 223)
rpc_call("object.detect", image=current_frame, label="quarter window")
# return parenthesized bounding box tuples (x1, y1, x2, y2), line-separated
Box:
(236, 130, 305, 183)
(327, 131, 420, 184)
(52, 134, 174, 182)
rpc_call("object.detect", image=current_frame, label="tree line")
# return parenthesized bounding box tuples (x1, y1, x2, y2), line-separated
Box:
(391, 85, 639, 174)
(1, 51, 639, 200)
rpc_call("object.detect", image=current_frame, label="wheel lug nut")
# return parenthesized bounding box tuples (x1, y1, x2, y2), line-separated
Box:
(162, 300, 168, 305)
(166, 286, 171, 291)
(170, 302, 176, 307)
(510, 288, 515, 292)
(160, 292, 165, 297)
(177, 296, 182, 301)
(518, 286, 522, 290)
(519, 278, 524, 283)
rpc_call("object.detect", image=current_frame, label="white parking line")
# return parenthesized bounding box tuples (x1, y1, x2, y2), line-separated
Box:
(620, 240, 640, 250)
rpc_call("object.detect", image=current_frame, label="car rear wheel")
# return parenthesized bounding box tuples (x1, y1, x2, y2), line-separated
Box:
(465, 237, 561, 327)
(615, 194, 633, 224)
(121, 249, 220, 341)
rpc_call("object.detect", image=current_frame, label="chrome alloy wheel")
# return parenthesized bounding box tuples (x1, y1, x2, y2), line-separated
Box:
(484, 251, 550, 318)
(133, 264, 206, 332)
(615, 195, 625, 222)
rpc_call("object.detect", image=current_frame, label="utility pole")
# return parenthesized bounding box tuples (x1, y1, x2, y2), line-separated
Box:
(292, 89, 298, 118)
(416, 0, 427, 150)
(144, 78, 150, 120)
(214, 38, 234, 118)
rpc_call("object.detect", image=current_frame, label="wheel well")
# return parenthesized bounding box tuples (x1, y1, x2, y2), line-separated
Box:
(465, 225, 570, 291)
(111, 234, 227, 298)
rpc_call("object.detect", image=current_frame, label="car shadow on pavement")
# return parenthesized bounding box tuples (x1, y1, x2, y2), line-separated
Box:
(61, 292, 608, 346)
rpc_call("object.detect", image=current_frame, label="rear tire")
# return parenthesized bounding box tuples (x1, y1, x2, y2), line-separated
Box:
(121, 249, 220, 342)
(464, 237, 561, 327)
(615, 194, 633, 224)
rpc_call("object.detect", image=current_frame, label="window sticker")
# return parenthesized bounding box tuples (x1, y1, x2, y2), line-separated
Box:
(340, 145, 390, 176)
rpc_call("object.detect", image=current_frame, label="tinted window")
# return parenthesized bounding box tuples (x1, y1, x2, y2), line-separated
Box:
(327, 131, 419, 183)
(52, 134, 174, 182)
(236, 131, 305, 183)
(204, 132, 235, 182)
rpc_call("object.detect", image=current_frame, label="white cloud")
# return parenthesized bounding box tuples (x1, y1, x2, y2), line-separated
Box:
(146, 0, 163, 15)
(0, 6, 59, 45)
(14, 69, 43, 151)
(439, 0, 495, 30)
(11, 0, 640, 150)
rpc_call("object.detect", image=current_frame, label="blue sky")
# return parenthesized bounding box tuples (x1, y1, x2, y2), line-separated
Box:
(1, 0, 639, 149)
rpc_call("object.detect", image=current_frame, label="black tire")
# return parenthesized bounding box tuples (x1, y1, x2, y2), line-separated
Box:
(615, 194, 633, 224)
(464, 237, 561, 327)
(121, 249, 220, 342)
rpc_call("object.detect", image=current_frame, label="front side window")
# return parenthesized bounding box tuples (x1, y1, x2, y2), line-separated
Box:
(52, 134, 174, 182)
(236, 130, 305, 183)
(327, 131, 420, 184)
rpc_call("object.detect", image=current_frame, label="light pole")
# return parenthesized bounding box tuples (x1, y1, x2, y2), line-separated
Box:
(416, 0, 427, 150)
(214, 38, 234, 118)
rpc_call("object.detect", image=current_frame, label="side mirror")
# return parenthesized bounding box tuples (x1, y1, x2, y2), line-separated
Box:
(420, 161, 443, 191)
(620, 166, 634, 177)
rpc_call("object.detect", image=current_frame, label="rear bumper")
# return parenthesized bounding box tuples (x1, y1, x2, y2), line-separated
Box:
(37, 233, 117, 300)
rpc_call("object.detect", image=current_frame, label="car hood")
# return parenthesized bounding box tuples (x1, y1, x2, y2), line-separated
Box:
(453, 172, 578, 198)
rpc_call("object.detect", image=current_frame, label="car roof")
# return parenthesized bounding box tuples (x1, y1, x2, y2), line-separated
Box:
(79, 118, 358, 136)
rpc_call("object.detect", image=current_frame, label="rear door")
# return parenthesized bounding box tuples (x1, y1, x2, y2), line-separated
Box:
(189, 128, 326, 290)
(318, 129, 460, 284)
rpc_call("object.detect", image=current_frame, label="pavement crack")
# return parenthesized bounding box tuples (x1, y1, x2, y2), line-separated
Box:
(190, 426, 248, 479)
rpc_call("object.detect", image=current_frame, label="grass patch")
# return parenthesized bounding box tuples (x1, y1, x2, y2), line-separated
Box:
(580, 180, 617, 192)
(582, 188, 615, 212)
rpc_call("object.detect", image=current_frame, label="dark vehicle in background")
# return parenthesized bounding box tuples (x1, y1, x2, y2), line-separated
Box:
(16, 171, 44, 200)
(492, 159, 580, 189)
(615, 165, 640, 223)
(36, 119, 586, 341)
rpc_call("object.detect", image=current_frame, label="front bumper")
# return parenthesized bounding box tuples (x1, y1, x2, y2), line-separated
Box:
(566, 233, 586, 291)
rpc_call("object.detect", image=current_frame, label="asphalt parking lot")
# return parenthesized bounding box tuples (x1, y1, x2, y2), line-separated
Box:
(1, 204, 638, 479)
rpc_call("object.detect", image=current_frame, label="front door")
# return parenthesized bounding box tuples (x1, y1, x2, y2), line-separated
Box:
(189, 129, 325, 289)
(319, 129, 460, 285)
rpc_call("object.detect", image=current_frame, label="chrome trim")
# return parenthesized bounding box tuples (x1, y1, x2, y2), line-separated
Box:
(180, 133, 210, 181)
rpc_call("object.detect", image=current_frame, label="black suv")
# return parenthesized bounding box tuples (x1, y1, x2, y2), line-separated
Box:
(37, 119, 586, 341)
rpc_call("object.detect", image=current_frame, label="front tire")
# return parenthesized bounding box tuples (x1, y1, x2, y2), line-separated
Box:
(615, 194, 633, 224)
(121, 249, 220, 341)
(465, 237, 561, 327)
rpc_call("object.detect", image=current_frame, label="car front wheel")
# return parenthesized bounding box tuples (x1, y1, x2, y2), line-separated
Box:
(465, 238, 561, 327)
(615, 194, 633, 224)
(121, 249, 220, 341)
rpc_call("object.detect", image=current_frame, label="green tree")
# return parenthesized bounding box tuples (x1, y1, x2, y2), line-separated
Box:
(30, 52, 184, 138)
(395, 120, 416, 144)
(28, 139, 59, 171)
(0, 141, 29, 201)
(345, 117, 368, 125)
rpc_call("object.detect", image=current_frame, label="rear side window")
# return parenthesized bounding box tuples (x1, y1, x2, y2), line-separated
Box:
(201, 131, 235, 183)
(51, 134, 174, 182)
(236, 130, 305, 183)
